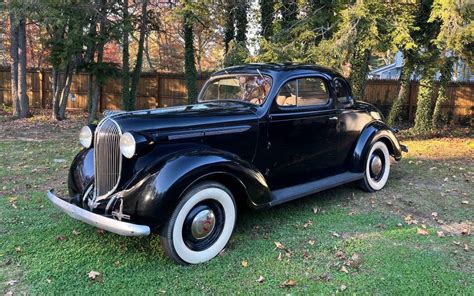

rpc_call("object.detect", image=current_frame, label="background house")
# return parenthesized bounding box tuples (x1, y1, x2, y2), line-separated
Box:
(368, 51, 474, 81)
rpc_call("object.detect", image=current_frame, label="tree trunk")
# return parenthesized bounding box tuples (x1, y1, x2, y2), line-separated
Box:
(223, 0, 235, 54)
(184, 3, 198, 104)
(9, 12, 20, 117)
(129, 0, 148, 108)
(52, 66, 66, 119)
(432, 57, 454, 127)
(17, 16, 30, 118)
(387, 57, 414, 126)
(88, 34, 105, 123)
(413, 69, 436, 134)
(121, 0, 131, 110)
(57, 62, 75, 120)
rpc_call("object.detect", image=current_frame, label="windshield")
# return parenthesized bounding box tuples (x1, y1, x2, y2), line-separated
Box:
(199, 74, 272, 105)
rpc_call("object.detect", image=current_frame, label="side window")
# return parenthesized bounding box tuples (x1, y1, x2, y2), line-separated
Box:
(276, 80, 297, 106)
(276, 77, 329, 107)
(297, 77, 329, 107)
(334, 78, 350, 104)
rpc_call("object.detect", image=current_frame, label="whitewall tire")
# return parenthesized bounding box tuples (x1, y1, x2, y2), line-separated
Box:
(160, 182, 236, 264)
(359, 141, 391, 192)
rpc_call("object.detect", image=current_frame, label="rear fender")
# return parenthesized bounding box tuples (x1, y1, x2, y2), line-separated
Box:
(350, 121, 402, 173)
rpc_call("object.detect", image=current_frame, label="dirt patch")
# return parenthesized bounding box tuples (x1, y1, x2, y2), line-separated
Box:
(441, 221, 473, 236)
(0, 109, 88, 141)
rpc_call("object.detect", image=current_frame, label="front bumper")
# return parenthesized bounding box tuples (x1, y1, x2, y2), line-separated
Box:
(47, 190, 150, 236)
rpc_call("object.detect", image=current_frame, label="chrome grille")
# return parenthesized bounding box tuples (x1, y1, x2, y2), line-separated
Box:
(94, 118, 122, 200)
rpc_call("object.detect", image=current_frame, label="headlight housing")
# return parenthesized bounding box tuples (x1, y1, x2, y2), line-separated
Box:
(120, 132, 136, 159)
(79, 126, 93, 148)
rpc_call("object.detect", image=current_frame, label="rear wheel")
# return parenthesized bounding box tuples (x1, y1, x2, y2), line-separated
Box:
(359, 141, 391, 192)
(160, 182, 236, 264)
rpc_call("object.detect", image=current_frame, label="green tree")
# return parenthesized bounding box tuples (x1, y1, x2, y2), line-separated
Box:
(235, 0, 248, 43)
(260, 0, 274, 40)
(429, 0, 473, 127)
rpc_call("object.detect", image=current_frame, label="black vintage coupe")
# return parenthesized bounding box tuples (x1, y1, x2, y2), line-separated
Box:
(47, 64, 406, 264)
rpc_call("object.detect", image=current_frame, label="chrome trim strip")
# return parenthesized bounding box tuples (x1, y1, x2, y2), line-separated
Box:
(47, 190, 150, 236)
(166, 125, 251, 140)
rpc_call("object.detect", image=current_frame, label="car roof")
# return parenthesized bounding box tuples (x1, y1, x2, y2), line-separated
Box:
(212, 63, 343, 79)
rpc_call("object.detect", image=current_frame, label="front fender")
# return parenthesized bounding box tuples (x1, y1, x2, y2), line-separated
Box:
(350, 121, 402, 173)
(68, 148, 94, 199)
(120, 148, 271, 228)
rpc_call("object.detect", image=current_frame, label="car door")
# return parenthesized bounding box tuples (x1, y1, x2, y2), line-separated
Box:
(263, 76, 339, 189)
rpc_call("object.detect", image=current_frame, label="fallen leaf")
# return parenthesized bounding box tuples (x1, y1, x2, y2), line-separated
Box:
(96, 228, 105, 235)
(339, 284, 347, 291)
(396, 223, 403, 227)
(308, 239, 315, 246)
(241, 260, 249, 268)
(46, 279, 52, 284)
(303, 220, 313, 229)
(437, 231, 445, 237)
(461, 200, 469, 205)
(332, 232, 340, 238)
(464, 244, 469, 252)
(453, 241, 461, 246)
(5, 291, 13, 296)
(274, 242, 285, 250)
(431, 212, 438, 218)
(461, 228, 471, 236)
(277, 252, 283, 261)
(312, 207, 319, 214)
(318, 273, 332, 282)
(340, 266, 349, 273)
(56, 235, 67, 241)
(72, 229, 81, 235)
(335, 250, 346, 259)
(7, 280, 17, 286)
(280, 279, 296, 288)
(15, 247, 21, 253)
(87, 271, 102, 281)
(218, 249, 226, 257)
(256, 275, 265, 283)
(416, 228, 429, 236)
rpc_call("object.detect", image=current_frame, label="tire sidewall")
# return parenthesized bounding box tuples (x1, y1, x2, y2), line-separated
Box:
(364, 141, 390, 191)
(165, 182, 236, 264)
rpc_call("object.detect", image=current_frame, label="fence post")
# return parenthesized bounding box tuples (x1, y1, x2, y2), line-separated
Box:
(39, 69, 45, 108)
(156, 72, 160, 108)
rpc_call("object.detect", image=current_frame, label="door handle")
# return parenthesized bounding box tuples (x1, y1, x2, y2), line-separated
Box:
(329, 116, 338, 121)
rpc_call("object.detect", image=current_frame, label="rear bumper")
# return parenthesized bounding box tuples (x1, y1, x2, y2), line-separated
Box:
(400, 144, 408, 153)
(47, 190, 150, 236)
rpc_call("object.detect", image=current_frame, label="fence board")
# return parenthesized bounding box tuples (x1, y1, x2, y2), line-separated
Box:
(0, 68, 472, 124)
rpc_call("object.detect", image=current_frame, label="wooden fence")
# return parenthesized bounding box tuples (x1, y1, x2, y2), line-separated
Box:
(0, 68, 472, 123)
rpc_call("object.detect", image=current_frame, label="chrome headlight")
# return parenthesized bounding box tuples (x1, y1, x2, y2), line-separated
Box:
(79, 126, 93, 148)
(120, 132, 136, 159)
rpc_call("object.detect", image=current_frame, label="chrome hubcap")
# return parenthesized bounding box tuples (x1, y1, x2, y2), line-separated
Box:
(370, 154, 383, 177)
(191, 209, 216, 240)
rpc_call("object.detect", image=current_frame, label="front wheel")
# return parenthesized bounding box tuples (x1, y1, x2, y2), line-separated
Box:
(160, 182, 236, 264)
(359, 141, 391, 192)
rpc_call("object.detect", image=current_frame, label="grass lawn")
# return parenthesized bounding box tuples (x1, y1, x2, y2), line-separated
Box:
(1, 112, 473, 295)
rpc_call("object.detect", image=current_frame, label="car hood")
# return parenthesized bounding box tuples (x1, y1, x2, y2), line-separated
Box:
(108, 101, 259, 134)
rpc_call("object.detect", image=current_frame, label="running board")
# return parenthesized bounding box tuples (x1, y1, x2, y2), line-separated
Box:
(269, 172, 363, 206)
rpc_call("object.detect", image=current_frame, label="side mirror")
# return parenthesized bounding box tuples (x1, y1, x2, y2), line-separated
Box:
(337, 96, 354, 108)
